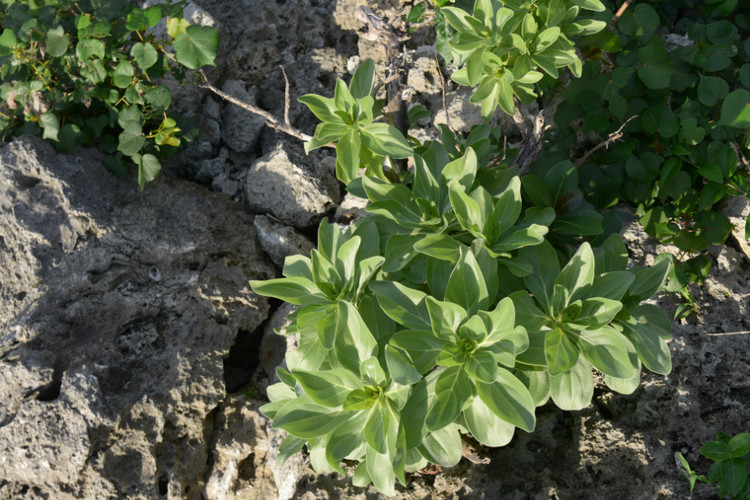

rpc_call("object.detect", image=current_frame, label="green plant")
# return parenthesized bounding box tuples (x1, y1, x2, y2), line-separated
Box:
(533, 1, 750, 309)
(420, 1, 750, 318)
(299, 58, 411, 186)
(431, 0, 607, 118)
(0, 0, 219, 188)
(250, 59, 673, 494)
(678, 432, 750, 499)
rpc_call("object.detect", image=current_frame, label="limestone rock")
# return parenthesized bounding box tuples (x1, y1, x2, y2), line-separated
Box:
(433, 87, 485, 133)
(244, 142, 335, 228)
(204, 398, 277, 500)
(724, 196, 750, 262)
(0, 137, 275, 499)
(253, 215, 314, 268)
(221, 80, 266, 154)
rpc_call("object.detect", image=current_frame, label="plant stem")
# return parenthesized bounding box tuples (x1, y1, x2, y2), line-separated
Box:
(610, 0, 634, 30)
(198, 71, 314, 143)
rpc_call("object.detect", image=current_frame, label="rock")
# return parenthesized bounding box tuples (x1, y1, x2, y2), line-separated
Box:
(142, 0, 219, 38)
(196, 157, 227, 184)
(265, 422, 308, 500)
(0, 368, 109, 500)
(203, 97, 221, 123)
(253, 215, 314, 268)
(0, 137, 276, 499)
(313, 155, 342, 206)
(724, 196, 750, 262)
(243, 142, 335, 228)
(334, 192, 370, 224)
(407, 46, 442, 96)
(182, 1, 219, 28)
(433, 85, 516, 134)
(197, 393, 308, 500)
(204, 397, 278, 500)
(258, 302, 297, 380)
(220, 80, 266, 154)
(212, 171, 240, 197)
(433, 87, 485, 133)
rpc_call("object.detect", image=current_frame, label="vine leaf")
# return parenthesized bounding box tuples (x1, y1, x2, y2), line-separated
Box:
(174, 25, 219, 69)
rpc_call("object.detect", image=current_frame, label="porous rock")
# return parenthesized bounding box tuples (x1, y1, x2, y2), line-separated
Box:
(220, 80, 266, 154)
(244, 142, 335, 228)
(203, 397, 276, 500)
(724, 195, 750, 262)
(258, 302, 297, 380)
(0, 137, 276, 499)
(253, 215, 314, 268)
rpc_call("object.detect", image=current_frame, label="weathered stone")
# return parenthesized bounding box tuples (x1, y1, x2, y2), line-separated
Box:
(724, 196, 750, 262)
(196, 157, 227, 184)
(253, 215, 314, 268)
(203, 96, 221, 123)
(243, 142, 335, 228)
(258, 302, 297, 380)
(334, 192, 370, 224)
(433, 87, 485, 133)
(0, 137, 275, 499)
(204, 397, 275, 500)
(407, 46, 442, 96)
(221, 80, 266, 154)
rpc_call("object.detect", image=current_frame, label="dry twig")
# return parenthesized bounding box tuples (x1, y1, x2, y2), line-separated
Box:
(356, 6, 409, 137)
(434, 52, 456, 136)
(575, 115, 638, 167)
(730, 141, 750, 172)
(198, 70, 313, 143)
(610, 0, 635, 30)
(281, 66, 291, 129)
(512, 98, 548, 175)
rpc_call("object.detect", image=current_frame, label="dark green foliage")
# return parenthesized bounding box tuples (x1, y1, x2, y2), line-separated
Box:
(0, 0, 219, 188)
(535, 1, 750, 300)
(678, 433, 750, 499)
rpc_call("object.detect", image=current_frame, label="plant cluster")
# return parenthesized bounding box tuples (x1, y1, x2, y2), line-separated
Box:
(0, 0, 219, 188)
(678, 432, 750, 499)
(533, 1, 750, 309)
(250, 51, 672, 493)
(419, 0, 750, 317)
(431, 0, 608, 118)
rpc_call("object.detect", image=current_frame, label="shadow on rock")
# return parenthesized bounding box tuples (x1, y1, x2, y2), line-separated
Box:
(0, 136, 276, 499)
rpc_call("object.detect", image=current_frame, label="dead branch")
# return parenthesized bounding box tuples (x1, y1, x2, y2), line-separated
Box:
(198, 70, 313, 143)
(610, 0, 635, 30)
(575, 115, 638, 167)
(512, 98, 548, 175)
(281, 66, 291, 129)
(707, 331, 750, 336)
(434, 52, 456, 137)
(356, 6, 409, 138)
(730, 141, 750, 172)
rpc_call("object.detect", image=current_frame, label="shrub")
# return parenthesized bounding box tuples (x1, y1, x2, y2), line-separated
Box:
(251, 47, 672, 493)
(0, 0, 219, 188)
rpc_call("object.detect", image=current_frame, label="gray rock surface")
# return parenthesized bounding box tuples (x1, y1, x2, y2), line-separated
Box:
(0, 137, 276, 499)
(724, 196, 750, 261)
(221, 80, 266, 154)
(258, 302, 297, 380)
(244, 142, 335, 228)
(253, 215, 314, 268)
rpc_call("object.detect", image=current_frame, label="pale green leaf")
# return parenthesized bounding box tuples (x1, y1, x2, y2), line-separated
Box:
(476, 367, 536, 432)
(550, 356, 594, 410)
